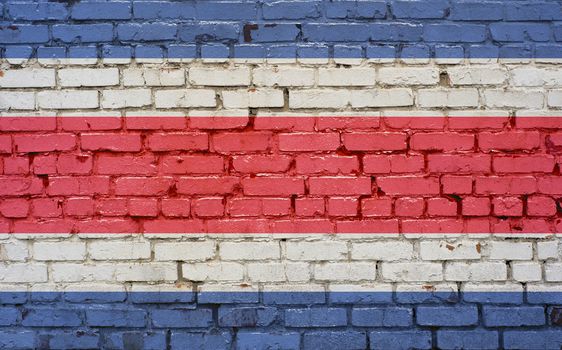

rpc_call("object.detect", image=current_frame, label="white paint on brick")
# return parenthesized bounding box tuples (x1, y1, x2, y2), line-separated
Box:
(351, 89, 414, 107)
(154, 89, 216, 108)
(545, 263, 562, 282)
(289, 90, 350, 109)
(247, 262, 309, 282)
(220, 242, 280, 260)
(154, 241, 215, 261)
(123, 68, 185, 86)
(420, 241, 481, 260)
(512, 262, 542, 282)
(183, 262, 244, 281)
(37, 90, 99, 109)
(448, 67, 507, 85)
(318, 68, 376, 86)
(0, 69, 56, 88)
(222, 89, 284, 108)
(0, 92, 35, 110)
(351, 242, 414, 261)
(418, 89, 479, 108)
(489, 242, 533, 260)
(253, 67, 315, 86)
(483, 90, 544, 109)
(286, 241, 348, 261)
(510, 67, 562, 87)
(0, 263, 47, 283)
(445, 262, 507, 282)
(189, 67, 251, 86)
(314, 262, 376, 281)
(34, 241, 85, 261)
(378, 67, 439, 85)
(89, 241, 151, 260)
(101, 89, 152, 109)
(381, 262, 443, 282)
(537, 241, 559, 260)
(0, 241, 28, 261)
(58, 68, 119, 87)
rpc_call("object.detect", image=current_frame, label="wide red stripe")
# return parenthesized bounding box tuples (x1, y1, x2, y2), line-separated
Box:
(0, 116, 560, 233)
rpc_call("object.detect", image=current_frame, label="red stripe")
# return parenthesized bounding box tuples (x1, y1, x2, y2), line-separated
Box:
(0, 116, 560, 233)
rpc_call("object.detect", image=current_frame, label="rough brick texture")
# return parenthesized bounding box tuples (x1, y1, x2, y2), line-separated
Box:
(2, 0, 562, 59)
(0, 114, 561, 233)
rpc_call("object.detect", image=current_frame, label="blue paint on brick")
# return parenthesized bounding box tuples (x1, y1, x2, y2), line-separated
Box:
(71, 1, 131, 20)
(0, 331, 35, 349)
(505, 2, 562, 21)
(334, 45, 363, 59)
(263, 1, 321, 20)
(179, 23, 240, 42)
(196, 1, 257, 21)
(416, 306, 478, 326)
(435, 45, 464, 59)
(393, 0, 449, 19)
(135, 46, 164, 59)
(0, 292, 561, 348)
(86, 308, 147, 328)
(102, 45, 133, 60)
(0, 307, 19, 326)
(235, 44, 266, 59)
(22, 308, 82, 327)
(401, 45, 430, 59)
(7, 2, 67, 21)
(170, 331, 232, 350)
(4, 45, 33, 60)
(47, 331, 100, 350)
(168, 45, 197, 60)
(37, 46, 65, 59)
(298, 44, 329, 59)
(105, 331, 166, 350)
(366, 45, 396, 59)
(437, 330, 499, 350)
(236, 332, 300, 350)
(151, 309, 214, 328)
(303, 331, 367, 350)
(0, 24, 48, 44)
(53, 24, 114, 44)
(252, 23, 300, 43)
(483, 306, 545, 327)
(218, 306, 277, 327)
(450, 1, 504, 21)
(490, 23, 551, 42)
(370, 331, 432, 350)
(133, 1, 196, 20)
(285, 308, 347, 327)
(267, 44, 297, 58)
(504, 330, 562, 350)
(117, 23, 177, 42)
(424, 24, 487, 43)
(326, 0, 387, 19)
(351, 307, 412, 327)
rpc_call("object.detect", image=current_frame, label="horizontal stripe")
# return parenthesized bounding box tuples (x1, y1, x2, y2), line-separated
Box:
(0, 292, 560, 349)
(0, 114, 560, 233)
(2, 1, 562, 58)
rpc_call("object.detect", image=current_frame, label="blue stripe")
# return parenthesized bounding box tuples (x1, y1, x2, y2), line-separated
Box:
(0, 292, 561, 349)
(1, 1, 562, 58)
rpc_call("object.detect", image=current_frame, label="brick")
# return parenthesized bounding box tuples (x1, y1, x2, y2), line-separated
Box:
(318, 68, 376, 86)
(378, 67, 439, 85)
(162, 155, 224, 174)
(34, 242, 85, 261)
(437, 330, 499, 350)
(448, 67, 507, 85)
(279, 133, 340, 152)
(183, 262, 244, 282)
(0, 69, 55, 88)
(236, 332, 300, 350)
(232, 155, 292, 173)
(309, 177, 371, 195)
(154, 241, 214, 261)
(115, 177, 173, 196)
(512, 262, 542, 282)
(154, 89, 216, 108)
(428, 154, 491, 173)
(304, 331, 366, 350)
(395, 197, 424, 216)
(289, 90, 350, 109)
(492, 197, 524, 216)
(427, 198, 457, 216)
(538, 176, 562, 195)
(418, 89, 479, 108)
(61, 116, 122, 131)
(81, 133, 141, 152)
(420, 241, 481, 260)
(37, 91, 98, 109)
(71, 1, 131, 19)
(527, 196, 557, 216)
(22, 308, 81, 327)
(463, 197, 491, 216)
(3, 157, 29, 175)
(53, 24, 112, 43)
(253, 67, 315, 86)
(97, 155, 157, 175)
(343, 133, 407, 151)
(351, 89, 414, 107)
(479, 131, 541, 152)
(189, 67, 250, 86)
(475, 176, 536, 195)
(129, 198, 158, 217)
(361, 198, 393, 217)
(364, 155, 424, 174)
(445, 262, 507, 281)
(213, 132, 271, 152)
(377, 176, 439, 195)
(417, 306, 478, 326)
(151, 309, 213, 328)
(189, 116, 248, 130)
(59, 68, 119, 87)
(494, 155, 555, 173)
(14, 134, 76, 153)
(177, 177, 239, 195)
(370, 331, 431, 350)
(295, 198, 325, 217)
(57, 154, 92, 175)
(242, 177, 305, 196)
(328, 197, 358, 216)
(411, 132, 474, 151)
(147, 133, 208, 151)
(489, 241, 532, 260)
(352, 307, 412, 327)
(222, 89, 284, 108)
(193, 197, 224, 217)
(285, 308, 347, 327)
(382, 262, 442, 282)
(65, 197, 94, 217)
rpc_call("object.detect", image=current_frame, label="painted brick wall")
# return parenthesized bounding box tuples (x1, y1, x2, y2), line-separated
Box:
(1, 1, 562, 349)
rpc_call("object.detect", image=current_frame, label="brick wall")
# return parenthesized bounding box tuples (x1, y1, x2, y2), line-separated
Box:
(1, 0, 562, 349)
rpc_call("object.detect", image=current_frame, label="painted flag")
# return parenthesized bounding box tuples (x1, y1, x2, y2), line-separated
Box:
(0, 0, 561, 349)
